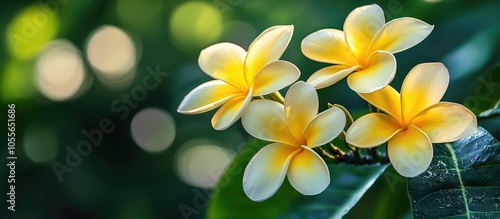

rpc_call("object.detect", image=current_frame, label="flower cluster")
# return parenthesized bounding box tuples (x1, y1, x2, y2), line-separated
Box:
(178, 4, 477, 201)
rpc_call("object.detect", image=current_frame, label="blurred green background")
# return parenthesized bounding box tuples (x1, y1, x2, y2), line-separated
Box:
(1, 0, 499, 218)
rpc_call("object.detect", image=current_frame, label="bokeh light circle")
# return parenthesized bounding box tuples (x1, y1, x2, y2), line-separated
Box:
(35, 39, 86, 101)
(175, 139, 235, 188)
(131, 107, 176, 153)
(85, 25, 137, 88)
(169, 1, 223, 50)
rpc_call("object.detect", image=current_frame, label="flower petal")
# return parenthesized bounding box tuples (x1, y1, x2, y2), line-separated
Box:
(401, 63, 449, 121)
(306, 65, 358, 89)
(412, 102, 477, 143)
(198, 43, 248, 88)
(303, 106, 346, 148)
(301, 29, 357, 65)
(178, 80, 240, 114)
(344, 4, 385, 58)
(211, 88, 252, 130)
(243, 143, 299, 202)
(347, 51, 396, 93)
(357, 85, 403, 124)
(287, 146, 330, 195)
(245, 25, 293, 83)
(242, 100, 299, 146)
(252, 61, 300, 96)
(388, 125, 433, 177)
(347, 113, 402, 148)
(369, 18, 434, 54)
(285, 81, 318, 138)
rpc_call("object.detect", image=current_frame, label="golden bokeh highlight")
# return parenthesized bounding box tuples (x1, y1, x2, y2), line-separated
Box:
(5, 4, 58, 60)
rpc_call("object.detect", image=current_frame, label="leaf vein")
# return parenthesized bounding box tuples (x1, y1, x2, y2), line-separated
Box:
(445, 143, 471, 219)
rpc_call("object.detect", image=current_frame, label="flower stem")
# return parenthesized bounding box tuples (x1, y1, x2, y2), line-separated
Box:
(317, 143, 390, 165)
(338, 131, 358, 153)
(252, 96, 265, 100)
(315, 147, 339, 163)
(265, 91, 285, 104)
(328, 142, 345, 156)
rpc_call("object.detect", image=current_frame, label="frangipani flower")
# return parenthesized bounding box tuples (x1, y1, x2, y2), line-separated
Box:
(301, 4, 433, 93)
(177, 25, 300, 130)
(346, 63, 477, 177)
(241, 82, 346, 201)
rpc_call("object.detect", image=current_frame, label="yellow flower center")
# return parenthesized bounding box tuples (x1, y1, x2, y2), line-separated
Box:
(401, 123, 409, 131)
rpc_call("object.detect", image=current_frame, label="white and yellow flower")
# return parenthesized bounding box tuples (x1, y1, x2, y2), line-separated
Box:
(302, 4, 433, 93)
(242, 81, 346, 201)
(177, 25, 300, 130)
(346, 63, 477, 177)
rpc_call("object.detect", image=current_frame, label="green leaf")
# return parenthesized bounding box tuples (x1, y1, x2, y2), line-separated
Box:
(208, 139, 388, 219)
(464, 64, 500, 117)
(407, 127, 500, 218)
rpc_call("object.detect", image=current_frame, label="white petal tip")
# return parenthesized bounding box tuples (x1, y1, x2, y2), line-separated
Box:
(243, 190, 272, 202)
(213, 125, 228, 131)
(297, 179, 330, 196)
(280, 24, 294, 31)
(176, 107, 196, 115)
